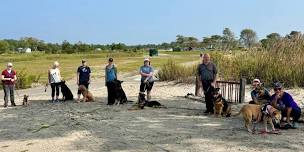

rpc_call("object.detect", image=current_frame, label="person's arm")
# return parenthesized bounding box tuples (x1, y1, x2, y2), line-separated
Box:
(114, 66, 117, 80)
(105, 67, 107, 86)
(251, 91, 258, 104)
(1, 75, 9, 81)
(212, 63, 218, 86)
(47, 70, 51, 84)
(77, 72, 80, 85)
(12, 71, 17, 82)
(88, 67, 91, 83)
(271, 95, 279, 108)
(58, 69, 62, 81)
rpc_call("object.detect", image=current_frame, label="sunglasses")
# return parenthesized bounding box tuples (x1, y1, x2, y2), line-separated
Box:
(274, 88, 282, 91)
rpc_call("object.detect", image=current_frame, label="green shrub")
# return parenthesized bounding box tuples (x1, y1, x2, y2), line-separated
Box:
(15, 69, 41, 89)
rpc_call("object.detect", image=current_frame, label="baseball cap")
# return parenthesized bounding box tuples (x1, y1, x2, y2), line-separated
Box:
(108, 58, 113, 62)
(82, 59, 86, 63)
(273, 82, 283, 88)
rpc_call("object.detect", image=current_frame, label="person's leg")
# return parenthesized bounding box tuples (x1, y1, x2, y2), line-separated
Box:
(202, 80, 213, 113)
(55, 83, 60, 101)
(291, 107, 301, 122)
(107, 82, 115, 105)
(9, 85, 16, 106)
(139, 81, 145, 93)
(146, 82, 154, 101)
(3, 85, 9, 107)
(51, 83, 55, 102)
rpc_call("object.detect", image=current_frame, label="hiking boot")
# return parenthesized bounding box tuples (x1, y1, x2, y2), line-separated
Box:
(11, 102, 16, 107)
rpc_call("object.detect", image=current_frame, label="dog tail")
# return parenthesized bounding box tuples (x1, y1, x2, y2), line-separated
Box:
(231, 109, 242, 117)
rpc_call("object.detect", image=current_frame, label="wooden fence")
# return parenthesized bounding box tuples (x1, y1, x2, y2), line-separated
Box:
(195, 77, 246, 104)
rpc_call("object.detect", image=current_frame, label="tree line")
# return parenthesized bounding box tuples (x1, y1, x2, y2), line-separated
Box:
(0, 28, 302, 54)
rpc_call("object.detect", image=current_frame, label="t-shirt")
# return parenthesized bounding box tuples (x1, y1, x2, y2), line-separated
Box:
(140, 65, 154, 82)
(77, 66, 91, 83)
(49, 68, 61, 83)
(271, 92, 299, 110)
(1, 69, 16, 85)
(105, 65, 117, 82)
(198, 62, 217, 81)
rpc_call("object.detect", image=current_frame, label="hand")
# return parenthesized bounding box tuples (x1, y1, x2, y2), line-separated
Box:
(274, 94, 281, 100)
(211, 82, 216, 87)
(88, 80, 91, 84)
(143, 80, 148, 84)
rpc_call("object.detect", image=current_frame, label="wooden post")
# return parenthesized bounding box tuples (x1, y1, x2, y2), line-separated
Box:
(195, 76, 202, 96)
(239, 78, 246, 103)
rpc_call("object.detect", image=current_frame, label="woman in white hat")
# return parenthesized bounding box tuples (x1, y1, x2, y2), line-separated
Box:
(48, 61, 62, 102)
(1, 63, 17, 107)
(249, 78, 271, 104)
(139, 58, 154, 103)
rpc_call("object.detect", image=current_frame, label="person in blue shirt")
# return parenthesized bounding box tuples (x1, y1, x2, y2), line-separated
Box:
(77, 59, 91, 102)
(139, 58, 154, 101)
(105, 58, 117, 105)
(271, 82, 301, 129)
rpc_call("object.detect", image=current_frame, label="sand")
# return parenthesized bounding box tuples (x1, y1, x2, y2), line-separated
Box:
(0, 74, 304, 152)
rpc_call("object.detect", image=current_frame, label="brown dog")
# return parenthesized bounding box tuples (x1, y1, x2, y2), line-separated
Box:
(22, 95, 29, 106)
(213, 88, 231, 117)
(233, 104, 281, 133)
(78, 85, 94, 102)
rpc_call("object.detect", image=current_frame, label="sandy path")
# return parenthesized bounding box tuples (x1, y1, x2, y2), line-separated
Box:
(0, 75, 304, 152)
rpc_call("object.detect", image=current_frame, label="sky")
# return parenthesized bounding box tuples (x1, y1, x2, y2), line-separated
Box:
(0, 0, 304, 45)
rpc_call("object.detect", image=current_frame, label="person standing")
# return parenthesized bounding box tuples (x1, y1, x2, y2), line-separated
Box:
(1, 63, 17, 107)
(105, 58, 117, 105)
(197, 53, 218, 114)
(139, 58, 154, 102)
(77, 59, 91, 102)
(48, 61, 62, 103)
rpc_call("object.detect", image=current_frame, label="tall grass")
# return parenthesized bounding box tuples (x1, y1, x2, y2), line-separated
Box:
(158, 38, 304, 87)
(157, 59, 197, 83)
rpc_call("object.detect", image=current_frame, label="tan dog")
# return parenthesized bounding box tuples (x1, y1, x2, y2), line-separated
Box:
(78, 85, 94, 102)
(233, 104, 281, 133)
(22, 95, 29, 106)
(255, 86, 269, 105)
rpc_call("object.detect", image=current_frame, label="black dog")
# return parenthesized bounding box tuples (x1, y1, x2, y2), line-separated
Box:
(112, 79, 132, 104)
(138, 92, 166, 109)
(60, 80, 74, 101)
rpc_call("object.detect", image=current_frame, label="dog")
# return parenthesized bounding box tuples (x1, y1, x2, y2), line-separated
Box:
(128, 92, 165, 110)
(60, 80, 74, 101)
(112, 80, 130, 105)
(78, 85, 94, 102)
(233, 104, 281, 133)
(22, 95, 29, 106)
(250, 85, 270, 105)
(212, 88, 231, 117)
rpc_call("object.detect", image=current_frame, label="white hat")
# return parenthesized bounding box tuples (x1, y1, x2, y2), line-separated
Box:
(7, 62, 13, 67)
(252, 79, 260, 84)
(144, 58, 150, 62)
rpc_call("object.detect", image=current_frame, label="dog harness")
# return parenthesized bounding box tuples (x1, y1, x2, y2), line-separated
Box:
(262, 104, 275, 117)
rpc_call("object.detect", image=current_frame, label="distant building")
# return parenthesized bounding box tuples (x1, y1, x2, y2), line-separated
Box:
(17, 47, 32, 53)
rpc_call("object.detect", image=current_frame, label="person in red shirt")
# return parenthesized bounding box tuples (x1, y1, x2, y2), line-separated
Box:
(1, 63, 17, 107)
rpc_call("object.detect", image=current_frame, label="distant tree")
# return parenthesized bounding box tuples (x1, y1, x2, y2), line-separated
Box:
(260, 33, 281, 48)
(240, 29, 258, 48)
(176, 35, 185, 49)
(62, 40, 74, 53)
(111, 43, 127, 51)
(222, 28, 237, 50)
(287, 31, 302, 39)
(0, 40, 9, 54)
(201, 35, 222, 49)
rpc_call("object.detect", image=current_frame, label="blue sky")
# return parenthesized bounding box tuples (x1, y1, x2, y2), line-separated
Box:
(0, 0, 304, 45)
